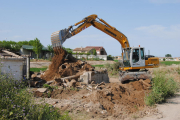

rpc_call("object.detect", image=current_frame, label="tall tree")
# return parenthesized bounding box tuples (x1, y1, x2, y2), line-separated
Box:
(28, 40, 35, 46)
(92, 49, 97, 55)
(165, 54, 172, 57)
(32, 38, 43, 59)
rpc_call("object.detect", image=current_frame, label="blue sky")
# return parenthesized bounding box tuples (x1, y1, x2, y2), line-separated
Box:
(0, 0, 180, 57)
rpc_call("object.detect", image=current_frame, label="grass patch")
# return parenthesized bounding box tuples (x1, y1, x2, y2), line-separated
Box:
(145, 70, 179, 106)
(30, 67, 47, 72)
(92, 65, 104, 67)
(0, 68, 70, 119)
(160, 61, 180, 66)
(114, 60, 118, 62)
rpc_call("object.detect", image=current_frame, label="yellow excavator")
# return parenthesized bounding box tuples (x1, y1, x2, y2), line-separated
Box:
(51, 14, 159, 83)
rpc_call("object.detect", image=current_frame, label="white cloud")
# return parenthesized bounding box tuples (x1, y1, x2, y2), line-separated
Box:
(149, 0, 180, 4)
(135, 24, 180, 40)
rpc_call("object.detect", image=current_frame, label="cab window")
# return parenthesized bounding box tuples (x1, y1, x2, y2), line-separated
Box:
(140, 48, 144, 59)
(132, 49, 139, 63)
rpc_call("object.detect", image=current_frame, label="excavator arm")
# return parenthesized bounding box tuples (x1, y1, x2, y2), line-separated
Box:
(51, 14, 159, 83)
(51, 14, 130, 49)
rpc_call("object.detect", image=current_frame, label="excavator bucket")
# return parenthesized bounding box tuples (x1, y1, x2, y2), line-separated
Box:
(51, 29, 72, 48)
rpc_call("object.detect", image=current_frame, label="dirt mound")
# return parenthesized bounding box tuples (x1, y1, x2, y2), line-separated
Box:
(85, 79, 151, 115)
(41, 47, 94, 81)
(33, 79, 152, 119)
(50, 89, 77, 99)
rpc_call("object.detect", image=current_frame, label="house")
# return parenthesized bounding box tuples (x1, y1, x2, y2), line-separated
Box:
(158, 57, 180, 61)
(114, 56, 122, 60)
(20, 45, 50, 59)
(73, 47, 94, 54)
(72, 46, 107, 60)
(85, 46, 107, 55)
(174, 57, 180, 61)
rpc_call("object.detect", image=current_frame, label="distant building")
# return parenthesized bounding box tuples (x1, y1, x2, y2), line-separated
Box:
(20, 45, 50, 59)
(73, 46, 107, 55)
(85, 46, 107, 55)
(73, 47, 94, 54)
(114, 56, 122, 60)
(158, 57, 180, 61)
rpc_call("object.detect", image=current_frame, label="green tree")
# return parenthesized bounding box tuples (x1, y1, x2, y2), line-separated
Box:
(107, 55, 114, 60)
(47, 45, 53, 53)
(165, 54, 172, 57)
(86, 52, 90, 60)
(0, 40, 11, 49)
(92, 49, 97, 55)
(32, 38, 43, 59)
(62, 47, 73, 54)
(47, 45, 54, 59)
(28, 40, 35, 46)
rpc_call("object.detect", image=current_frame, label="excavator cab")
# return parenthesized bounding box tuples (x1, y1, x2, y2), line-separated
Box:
(119, 47, 152, 83)
(122, 47, 145, 70)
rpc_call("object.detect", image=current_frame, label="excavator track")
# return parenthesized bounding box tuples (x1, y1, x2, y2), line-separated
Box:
(119, 70, 151, 83)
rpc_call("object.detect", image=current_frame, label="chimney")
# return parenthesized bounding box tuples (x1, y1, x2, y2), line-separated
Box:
(81, 46, 82, 50)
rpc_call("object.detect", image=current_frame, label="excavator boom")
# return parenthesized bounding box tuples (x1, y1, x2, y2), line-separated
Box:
(51, 14, 130, 49)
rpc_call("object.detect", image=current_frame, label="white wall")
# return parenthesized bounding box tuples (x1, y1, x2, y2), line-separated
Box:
(0, 58, 26, 80)
(72, 55, 107, 60)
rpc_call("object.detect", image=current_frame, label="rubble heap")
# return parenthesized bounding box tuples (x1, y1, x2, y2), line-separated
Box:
(31, 47, 108, 87)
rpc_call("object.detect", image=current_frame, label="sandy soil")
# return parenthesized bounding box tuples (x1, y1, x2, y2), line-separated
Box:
(137, 91, 180, 120)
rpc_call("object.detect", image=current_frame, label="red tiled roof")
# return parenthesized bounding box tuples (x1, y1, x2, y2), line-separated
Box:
(85, 46, 103, 51)
(73, 48, 93, 51)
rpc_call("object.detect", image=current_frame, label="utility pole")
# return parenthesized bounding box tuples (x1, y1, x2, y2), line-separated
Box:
(148, 50, 150, 55)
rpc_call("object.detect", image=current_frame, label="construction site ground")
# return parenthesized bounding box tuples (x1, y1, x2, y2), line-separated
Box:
(30, 49, 180, 120)
(33, 78, 158, 120)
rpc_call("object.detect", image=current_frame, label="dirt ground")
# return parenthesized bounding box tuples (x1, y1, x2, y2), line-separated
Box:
(137, 91, 180, 120)
(31, 48, 180, 120)
(33, 77, 158, 120)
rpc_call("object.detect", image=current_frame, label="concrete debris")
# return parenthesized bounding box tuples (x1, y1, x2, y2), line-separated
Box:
(2, 50, 23, 58)
(30, 48, 110, 89)
(36, 88, 47, 93)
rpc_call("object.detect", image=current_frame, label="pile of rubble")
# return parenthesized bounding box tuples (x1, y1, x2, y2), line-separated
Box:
(30, 47, 109, 88)
(0, 49, 23, 58)
(30, 47, 155, 119)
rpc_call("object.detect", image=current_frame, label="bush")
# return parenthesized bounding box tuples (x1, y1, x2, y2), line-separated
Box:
(104, 62, 122, 76)
(0, 71, 70, 119)
(145, 70, 179, 106)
